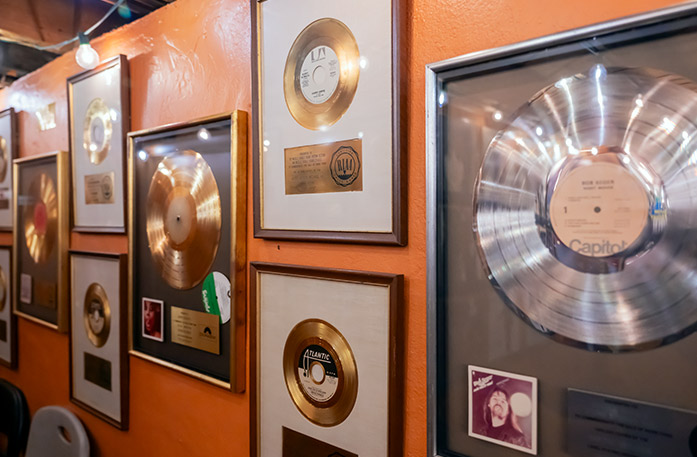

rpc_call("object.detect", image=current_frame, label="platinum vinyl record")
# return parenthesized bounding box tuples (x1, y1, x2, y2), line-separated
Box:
(474, 66, 697, 351)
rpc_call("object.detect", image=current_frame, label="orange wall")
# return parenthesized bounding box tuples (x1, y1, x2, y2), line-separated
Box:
(0, 0, 682, 455)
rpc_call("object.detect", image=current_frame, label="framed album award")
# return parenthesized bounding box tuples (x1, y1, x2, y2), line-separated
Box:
(13, 151, 69, 332)
(0, 108, 17, 230)
(427, 4, 697, 457)
(68, 54, 130, 233)
(0, 247, 16, 368)
(69, 251, 128, 429)
(252, 0, 406, 245)
(128, 111, 247, 392)
(250, 263, 403, 457)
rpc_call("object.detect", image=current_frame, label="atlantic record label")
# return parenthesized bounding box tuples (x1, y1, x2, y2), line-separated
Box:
(23, 172, 57, 264)
(83, 98, 112, 165)
(146, 150, 222, 290)
(283, 319, 358, 426)
(83, 282, 111, 348)
(284, 18, 360, 130)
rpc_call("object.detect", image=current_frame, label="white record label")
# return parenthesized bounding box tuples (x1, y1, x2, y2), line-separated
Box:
(300, 45, 340, 105)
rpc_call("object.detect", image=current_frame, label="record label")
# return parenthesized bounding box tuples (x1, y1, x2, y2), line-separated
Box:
(549, 162, 649, 257)
(297, 343, 339, 403)
(83, 282, 110, 348)
(300, 45, 340, 105)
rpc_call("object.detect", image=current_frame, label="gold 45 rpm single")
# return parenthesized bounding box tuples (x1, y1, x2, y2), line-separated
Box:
(83, 282, 111, 348)
(283, 318, 358, 427)
(83, 97, 113, 165)
(24, 172, 57, 264)
(284, 18, 360, 130)
(146, 150, 221, 290)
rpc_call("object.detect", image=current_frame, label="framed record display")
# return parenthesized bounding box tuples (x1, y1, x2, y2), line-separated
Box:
(0, 247, 16, 368)
(0, 108, 17, 230)
(13, 151, 69, 332)
(250, 263, 403, 457)
(427, 4, 697, 457)
(251, 0, 406, 245)
(128, 111, 247, 392)
(69, 251, 128, 429)
(68, 54, 130, 233)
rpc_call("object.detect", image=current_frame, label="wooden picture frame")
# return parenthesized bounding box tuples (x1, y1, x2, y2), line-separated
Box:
(251, 0, 406, 245)
(0, 247, 16, 368)
(250, 262, 404, 457)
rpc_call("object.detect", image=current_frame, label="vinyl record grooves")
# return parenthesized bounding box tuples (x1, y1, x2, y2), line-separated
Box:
(0, 136, 7, 182)
(146, 150, 221, 290)
(0, 266, 6, 312)
(83, 97, 112, 165)
(284, 18, 360, 130)
(283, 319, 358, 426)
(24, 172, 57, 264)
(474, 66, 697, 351)
(83, 282, 111, 348)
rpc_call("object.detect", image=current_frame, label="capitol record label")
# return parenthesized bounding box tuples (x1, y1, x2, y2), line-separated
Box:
(84, 172, 115, 204)
(285, 138, 362, 195)
(297, 343, 339, 403)
(170, 306, 220, 354)
(550, 162, 648, 257)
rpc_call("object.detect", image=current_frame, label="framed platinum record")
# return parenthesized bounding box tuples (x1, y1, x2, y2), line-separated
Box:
(427, 4, 697, 457)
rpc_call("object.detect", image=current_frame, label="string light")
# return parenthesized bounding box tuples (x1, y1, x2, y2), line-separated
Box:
(75, 33, 99, 70)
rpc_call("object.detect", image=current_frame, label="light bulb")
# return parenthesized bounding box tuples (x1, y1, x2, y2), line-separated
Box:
(76, 33, 99, 70)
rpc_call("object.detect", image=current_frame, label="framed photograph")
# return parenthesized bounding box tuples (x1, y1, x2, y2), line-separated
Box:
(68, 54, 130, 233)
(468, 366, 537, 455)
(0, 108, 17, 230)
(13, 151, 69, 332)
(141, 298, 163, 342)
(251, 0, 406, 245)
(250, 262, 403, 457)
(69, 251, 128, 429)
(128, 111, 247, 392)
(0, 247, 16, 368)
(426, 4, 697, 457)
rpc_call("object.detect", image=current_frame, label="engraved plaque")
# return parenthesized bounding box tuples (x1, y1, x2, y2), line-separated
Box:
(84, 172, 115, 204)
(84, 352, 112, 391)
(170, 306, 220, 354)
(34, 279, 57, 309)
(567, 389, 697, 457)
(282, 427, 358, 457)
(284, 139, 362, 195)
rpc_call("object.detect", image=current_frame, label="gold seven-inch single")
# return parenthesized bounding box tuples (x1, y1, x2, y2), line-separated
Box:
(146, 150, 221, 290)
(284, 18, 360, 130)
(24, 172, 57, 264)
(0, 266, 6, 312)
(283, 319, 358, 427)
(0, 136, 7, 182)
(83, 282, 111, 348)
(83, 97, 113, 165)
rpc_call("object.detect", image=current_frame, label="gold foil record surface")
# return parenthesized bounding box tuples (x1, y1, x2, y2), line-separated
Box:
(146, 150, 221, 290)
(23, 172, 57, 264)
(0, 136, 7, 182)
(283, 319, 358, 426)
(83, 98, 112, 165)
(474, 66, 697, 351)
(0, 266, 6, 312)
(284, 18, 360, 130)
(83, 282, 111, 348)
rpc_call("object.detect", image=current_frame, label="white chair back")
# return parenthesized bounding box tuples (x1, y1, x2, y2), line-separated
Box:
(25, 406, 89, 457)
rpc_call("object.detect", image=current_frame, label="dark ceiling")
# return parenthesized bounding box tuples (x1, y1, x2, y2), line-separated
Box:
(0, 0, 174, 87)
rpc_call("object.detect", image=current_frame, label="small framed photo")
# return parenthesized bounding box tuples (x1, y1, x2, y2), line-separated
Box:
(141, 298, 163, 342)
(0, 108, 17, 230)
(468, 365, 538, 455)
(70, 251, 128, 429)
(68, 55, 130, 233)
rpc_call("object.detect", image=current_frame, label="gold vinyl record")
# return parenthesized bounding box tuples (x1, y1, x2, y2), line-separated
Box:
(0, 266, 6, 312)
(83, 282, 111, 348)
(24, 172, 57, 264)
(83, 97, 112, 165)
(284, 18, 360, 130)
(283, 319, 358, 427)
(146, 150, 221, 290)
(0, 136, 7, 182)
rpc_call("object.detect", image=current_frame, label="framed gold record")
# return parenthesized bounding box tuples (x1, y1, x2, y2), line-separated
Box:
(252, 0, 406, 245)
(68, 54, 130, 233)
(13, 151, 69, 332)
(0, 108, 17, 230)
(128, 111, 247, 392)
(70, 251, 128, 429)
(250, 263, 403, 457)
